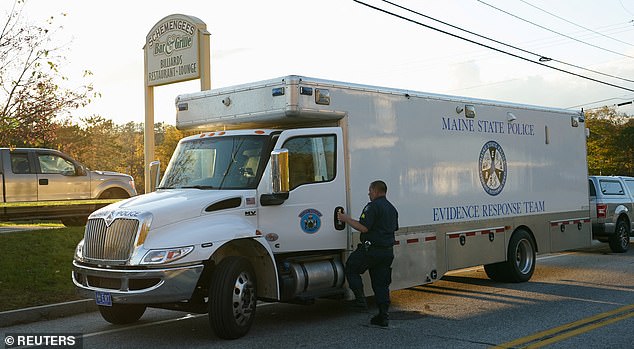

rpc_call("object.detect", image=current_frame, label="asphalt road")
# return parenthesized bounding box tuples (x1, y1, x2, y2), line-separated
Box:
(2, 241, 633, 348)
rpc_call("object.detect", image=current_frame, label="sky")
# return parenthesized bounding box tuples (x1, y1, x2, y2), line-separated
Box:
(11, 0, 634, 126)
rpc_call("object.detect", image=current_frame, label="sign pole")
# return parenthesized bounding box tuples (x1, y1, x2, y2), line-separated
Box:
(200, 29, 211, 91)
(143, 85, 154, 193)
(143, 14, 209, 193)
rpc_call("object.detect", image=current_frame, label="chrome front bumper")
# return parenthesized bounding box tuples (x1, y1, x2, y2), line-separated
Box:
(72, 260, 204, 304)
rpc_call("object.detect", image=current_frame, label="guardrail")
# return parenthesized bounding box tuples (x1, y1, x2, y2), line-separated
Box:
(0, 199, 121, 208)
(0, 199, 125, 223)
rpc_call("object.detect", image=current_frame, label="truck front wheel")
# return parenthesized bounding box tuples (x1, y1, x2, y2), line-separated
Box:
(608, 219, 630, 253)
(98, 303, 146, 324)
(484, 229, 535, 283)
(208, 257, 257, 339)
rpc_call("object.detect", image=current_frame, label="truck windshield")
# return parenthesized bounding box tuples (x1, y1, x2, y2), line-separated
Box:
(159, 135, 270, 190)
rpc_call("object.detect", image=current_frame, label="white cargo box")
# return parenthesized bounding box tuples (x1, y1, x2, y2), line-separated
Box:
(176, 76, 346, 130)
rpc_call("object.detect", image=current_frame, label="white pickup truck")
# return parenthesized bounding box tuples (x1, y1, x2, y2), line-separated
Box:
(0, 148, 137, 226)
(589, 175, 634, 252)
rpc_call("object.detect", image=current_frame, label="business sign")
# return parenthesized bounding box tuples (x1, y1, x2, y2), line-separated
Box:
(145, 14, 205, 86)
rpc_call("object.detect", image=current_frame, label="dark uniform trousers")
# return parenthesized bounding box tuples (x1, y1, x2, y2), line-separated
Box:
(345, 244, 394, 306)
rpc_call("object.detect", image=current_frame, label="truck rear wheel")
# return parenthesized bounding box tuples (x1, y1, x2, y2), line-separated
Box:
(608, 219, 630, 253)
(208, 257, 257, 339)
(483, 262, 507, 282)
(484, 229, 535, 283)
(98, 303, 146, 324)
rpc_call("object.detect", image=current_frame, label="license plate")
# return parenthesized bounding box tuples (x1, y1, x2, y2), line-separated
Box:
(95, 291, 112, 307)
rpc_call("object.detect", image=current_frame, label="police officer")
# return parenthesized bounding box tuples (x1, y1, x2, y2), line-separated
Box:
(337, 180, 399, 327)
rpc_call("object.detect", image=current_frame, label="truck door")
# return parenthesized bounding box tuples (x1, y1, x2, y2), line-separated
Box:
(258, 127, 347, 253)
(35, 151, 90, 201)
(5, 151, 38, 202)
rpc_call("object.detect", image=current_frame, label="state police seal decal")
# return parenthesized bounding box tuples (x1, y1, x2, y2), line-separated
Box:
(479, 140, 507, 196)
(299, 208, 322, 234)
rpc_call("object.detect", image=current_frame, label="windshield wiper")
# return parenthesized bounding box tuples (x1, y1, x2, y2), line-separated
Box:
(155, 186, 172, 190)
(180, 185, 216, 190)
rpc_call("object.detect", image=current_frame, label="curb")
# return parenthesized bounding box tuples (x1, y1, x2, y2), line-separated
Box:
(0, 299, 97, 328)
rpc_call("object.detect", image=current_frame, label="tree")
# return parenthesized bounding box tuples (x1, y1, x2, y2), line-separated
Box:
(0, 0, 96, 147)
(585, 107, 633, 176)
(155, 124, 194, 171)
(118, 121, 145, 191)
(617, 118, 634, 176)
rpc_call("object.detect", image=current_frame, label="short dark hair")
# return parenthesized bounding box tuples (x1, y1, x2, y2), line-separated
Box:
(370, 180, 387, 194)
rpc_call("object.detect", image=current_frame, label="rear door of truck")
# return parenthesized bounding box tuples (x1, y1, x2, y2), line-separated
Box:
(5, 150, 38, 202)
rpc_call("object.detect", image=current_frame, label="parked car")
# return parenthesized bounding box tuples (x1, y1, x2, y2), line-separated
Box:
(0, 148, 136, 226)
(588, 175, 634, 252)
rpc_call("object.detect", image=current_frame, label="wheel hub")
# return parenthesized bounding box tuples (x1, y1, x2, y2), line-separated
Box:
(232, 271, 255, 325)
(515, 239, 534, 274)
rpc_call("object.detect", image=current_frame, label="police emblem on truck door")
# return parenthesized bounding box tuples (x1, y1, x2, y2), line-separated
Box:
(479, 141, 507, 196)
(299, 208, 322, 234)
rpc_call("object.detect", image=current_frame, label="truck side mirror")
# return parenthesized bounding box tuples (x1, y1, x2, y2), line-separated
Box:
(271, 149, 289, 194)
(261, 149, 289, 206)
(149, 160, 161, 192)
(76, 164, 87, 176)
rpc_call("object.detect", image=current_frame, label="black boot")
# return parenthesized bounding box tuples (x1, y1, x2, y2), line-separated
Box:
(370, 303, 389, 327)
(346, 289, 368, 312)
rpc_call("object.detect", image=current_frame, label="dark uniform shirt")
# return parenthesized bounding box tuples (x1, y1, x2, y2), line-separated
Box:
(358, 196, 399, 247)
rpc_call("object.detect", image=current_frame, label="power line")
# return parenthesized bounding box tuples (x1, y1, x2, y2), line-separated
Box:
(620, 0, 634, 17)
(567, 95, 634, 109)
(519, 0, 633, 47)
(381, 0, 634, 83)
(476, 0, 634, 59)
(352, 0, 634, 93)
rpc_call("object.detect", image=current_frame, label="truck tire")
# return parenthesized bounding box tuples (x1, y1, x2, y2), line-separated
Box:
(608, 219, 630, 253)
(483, 262, 508, 282)
(99, 188, 130, 199)
(98, 303, 146, 324)
(208, 256, 257, 339)
(61, 217, 88, 227)
(484, 229, 535, 283)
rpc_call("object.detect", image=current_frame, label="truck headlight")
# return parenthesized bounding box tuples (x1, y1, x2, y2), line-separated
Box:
(75, 239, 85, 261)
(141, 246, 194, 265)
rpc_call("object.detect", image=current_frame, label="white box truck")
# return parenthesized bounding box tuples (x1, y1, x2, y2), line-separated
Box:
(73, 76, 591, 339)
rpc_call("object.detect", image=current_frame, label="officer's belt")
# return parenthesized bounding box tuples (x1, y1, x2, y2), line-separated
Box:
(363, 241, 393, 249)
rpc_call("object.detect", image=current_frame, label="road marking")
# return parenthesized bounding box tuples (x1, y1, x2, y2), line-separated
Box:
(82, 313, 206, 339)
(492, 303, 634, 348)
(445, 252, 575, 275)
(82, 302, 275, 339)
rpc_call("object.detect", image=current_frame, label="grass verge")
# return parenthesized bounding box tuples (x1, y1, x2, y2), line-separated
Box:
(0, 226, 85, 312)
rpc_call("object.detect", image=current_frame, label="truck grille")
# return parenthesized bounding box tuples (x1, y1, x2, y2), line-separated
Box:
(83, 218, 139, 263)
